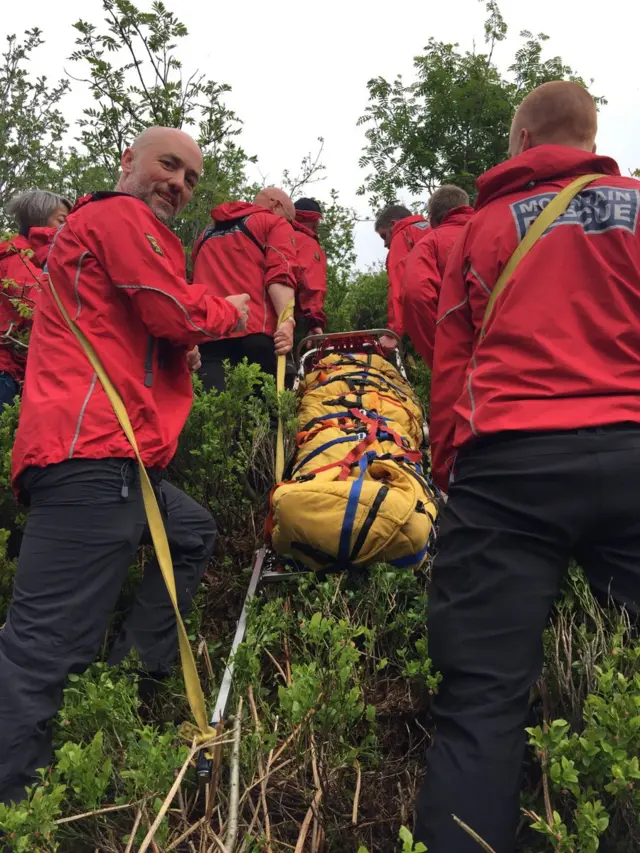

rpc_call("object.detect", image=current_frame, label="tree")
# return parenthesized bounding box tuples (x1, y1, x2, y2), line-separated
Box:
(358, 0, 604, 206)
(0, 30, 70, 228)
(68, 0, 256, 246)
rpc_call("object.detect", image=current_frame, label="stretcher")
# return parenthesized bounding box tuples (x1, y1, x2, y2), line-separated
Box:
(197, 329, 439, 785)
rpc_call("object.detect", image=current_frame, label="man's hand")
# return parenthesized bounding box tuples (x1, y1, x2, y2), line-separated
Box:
(379, 334, 398, 353)
(274, 317, 295, 356)
(305, 326, 324, 349)
(187, 346, 201, 373)
(226, 293, 250, 333)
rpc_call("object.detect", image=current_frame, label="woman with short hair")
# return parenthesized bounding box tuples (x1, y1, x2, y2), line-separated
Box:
(0, 189, 72, 404)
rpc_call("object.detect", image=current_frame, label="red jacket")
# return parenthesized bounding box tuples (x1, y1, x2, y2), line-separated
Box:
(13, 192, 240, 485)
(192, 202, 298, 338)
(403, 206, 474, 367)
(0, 235, 42, 382)
(430, 145, 640, 491)
(386, 215, 430, 336)
(292, 220, 327, 330)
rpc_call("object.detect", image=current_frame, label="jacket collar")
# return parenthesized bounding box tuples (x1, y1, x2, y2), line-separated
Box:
(475, 145, 621, 210)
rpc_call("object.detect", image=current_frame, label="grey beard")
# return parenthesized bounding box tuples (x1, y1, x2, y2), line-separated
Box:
(118, 175, 176, 224)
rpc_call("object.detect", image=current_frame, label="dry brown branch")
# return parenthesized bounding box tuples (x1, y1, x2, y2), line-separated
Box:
(225, 698, 244, 851)
(537, 676, 555, 827)
(239, 756, 297, 806)
(54, 801, 138, 825)
(294, 787, 324, 853)
(139, 738, 209, 853)
(248, 685, 273, 852)
(199, 637, 215, 682)
(452, 814, 497, 852)
(270, 700, 321, 766)
(264, 646, 288, 684)
(310, 735, 323, 850)
(207, 825, 231, 853)
(167, 816, 206, 851)
(352, 759, 362, 825)
(124, 807, 143, 853)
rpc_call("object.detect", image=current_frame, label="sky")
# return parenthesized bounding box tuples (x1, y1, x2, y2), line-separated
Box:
(5, 0, 640, 268)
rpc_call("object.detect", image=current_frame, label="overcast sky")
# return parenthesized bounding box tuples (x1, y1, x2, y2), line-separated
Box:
(5, 0, 640, 268)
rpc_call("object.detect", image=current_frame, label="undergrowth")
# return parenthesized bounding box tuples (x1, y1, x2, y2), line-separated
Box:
(0, 364, 638, 852)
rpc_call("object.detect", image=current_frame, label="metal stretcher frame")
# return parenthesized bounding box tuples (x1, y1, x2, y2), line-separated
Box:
(197, 329, 412, 786)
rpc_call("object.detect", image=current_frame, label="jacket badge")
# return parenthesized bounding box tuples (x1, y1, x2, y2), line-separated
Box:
(145, 233, 164, 256)
(314, 251, 321, 261)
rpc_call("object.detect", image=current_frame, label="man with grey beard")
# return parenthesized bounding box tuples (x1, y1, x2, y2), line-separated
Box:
(0, 126, 249, 806)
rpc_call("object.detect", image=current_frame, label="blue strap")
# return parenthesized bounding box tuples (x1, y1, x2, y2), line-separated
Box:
(389, 540, 430, 569)
(338, 453, 372, 564)
(293, 433, 365, 475)
(300, 409, 389, 432)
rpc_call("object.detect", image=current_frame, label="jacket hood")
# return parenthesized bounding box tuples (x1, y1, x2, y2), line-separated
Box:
(475, 145, 621, 210)
(439, 206, 474, 228)
(391, 214, 427, 240)
(210, 201, 270, 222)
(0, 234, 30, 259)
(28, 226, 58, 267)
(292, 219, 319, 241)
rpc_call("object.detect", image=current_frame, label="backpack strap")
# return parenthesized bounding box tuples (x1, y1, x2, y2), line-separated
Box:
(195, 215, 265, 261)
(481, 173, 604, 337)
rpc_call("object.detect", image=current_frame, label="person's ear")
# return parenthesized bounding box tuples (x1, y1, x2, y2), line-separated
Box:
(120, 147, 134, 176)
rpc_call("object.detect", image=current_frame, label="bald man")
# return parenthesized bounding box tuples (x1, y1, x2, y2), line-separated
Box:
(192, 186, 298, 391)
(419, 81, 640, 851)
(0, 126, 250, 806)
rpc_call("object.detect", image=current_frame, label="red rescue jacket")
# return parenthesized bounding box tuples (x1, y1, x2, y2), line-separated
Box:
(403, 206, 474, 367)
(0, 235, 42, 382)
(292, 220, 327, 330)
(192, 202, 298, 338)
(386, 215, 430, 336)
(430, 145, 640, 491)
(12, 192, 240, 485)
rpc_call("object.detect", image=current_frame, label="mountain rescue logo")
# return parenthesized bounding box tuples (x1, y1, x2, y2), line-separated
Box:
(511, 186, 640, 240)
(145, 233, 164, 256)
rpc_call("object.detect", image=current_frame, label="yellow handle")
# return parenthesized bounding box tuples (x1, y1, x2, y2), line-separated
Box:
(481, 173, 604, 336)
(47, 278, 214, 742)
(275, 300, 295, 483)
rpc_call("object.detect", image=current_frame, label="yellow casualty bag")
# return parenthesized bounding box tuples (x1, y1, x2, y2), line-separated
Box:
(268, 351, 438, 572)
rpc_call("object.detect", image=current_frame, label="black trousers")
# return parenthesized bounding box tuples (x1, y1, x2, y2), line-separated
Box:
(0, 458, 216, 806)
(415, 425, 640, 853)
(199, 333, 276, 392)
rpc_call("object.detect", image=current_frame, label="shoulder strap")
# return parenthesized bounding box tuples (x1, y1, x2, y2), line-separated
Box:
(195, 215, 265, 262)
(481, 173, 604, 337)
(237, 217, 266, 255)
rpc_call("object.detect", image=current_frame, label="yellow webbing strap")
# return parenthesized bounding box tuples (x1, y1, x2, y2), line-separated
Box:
(481, 173, 604, 337)
(47, 278, 214, 744)
(275, 300, 295, 483)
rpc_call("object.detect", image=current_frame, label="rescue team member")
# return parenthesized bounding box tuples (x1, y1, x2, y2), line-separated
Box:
(192, 187, 298, 391)
(0, 190, 72, 405)
(402, 185, 472, 367)
(374, 204, 429, 351)
(416, 82, 640, 852)
(293, 198, 327, 336)
(0, 126, 249, 807)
